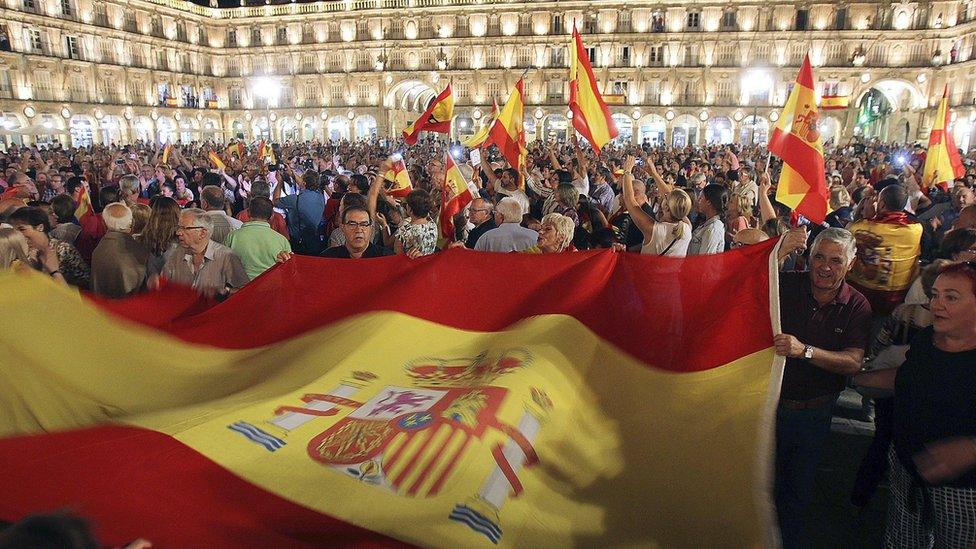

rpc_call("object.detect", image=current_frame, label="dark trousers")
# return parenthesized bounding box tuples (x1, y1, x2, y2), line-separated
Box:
(775, 398, 837, 548)
(851, 397, 894, 507)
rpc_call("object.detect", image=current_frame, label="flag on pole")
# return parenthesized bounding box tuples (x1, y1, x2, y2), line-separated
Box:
(569, 24, 618, 153)
(403, 84, 454, 145)
(208, 150, 226, 171)
(819, 95, 850, 110)
(0, 240, 784, 548)
(462, 98, 500, 148)
(921, 86, 965, 194)
(257, 140, 267, 160)
(768, 54, 828, 225)
(161, 144, 172, 164)
(383, 158, 413, 198)
(439, 153, 474, 240)
(486, 79, 527, 170)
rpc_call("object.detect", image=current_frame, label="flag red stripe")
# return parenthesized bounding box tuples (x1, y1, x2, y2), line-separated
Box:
(428, 434, 472, 496)
(569, 28, 618, 153)
(769, 127, 826, 199)
(0, 425, 404, 548)
(406, 425, 456, 495)
(391, 430, 436, 488)
(89, 240, 778, 373)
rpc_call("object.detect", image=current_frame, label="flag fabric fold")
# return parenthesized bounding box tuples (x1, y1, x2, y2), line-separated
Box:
(922, 86, 965, 193)
(439, 153, 474, 240)
(383, 159, 413, 198)
(768, 54, 828, 225)
(462, 98, 500, 148)
(161, 143, 172, 164)
(819, 95, 850, 110)
(402, 84, 454, 145)
(568, 25, 618, 153)
(0, 242, 784, 548)
(485, 79, 527, 170)
(208, 150, 226, 171)
(73, 185, 93, 222)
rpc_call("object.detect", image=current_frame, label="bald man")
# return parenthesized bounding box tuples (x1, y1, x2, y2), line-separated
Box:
(91, 202, 148, 298)
(732, 228, 770, 248)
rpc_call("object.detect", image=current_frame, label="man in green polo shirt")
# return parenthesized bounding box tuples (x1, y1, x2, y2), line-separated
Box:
(224, 197, 292, 281)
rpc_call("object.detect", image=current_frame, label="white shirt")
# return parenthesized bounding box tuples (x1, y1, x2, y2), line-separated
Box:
(687, 216, 726, 255)
(642, 221, 692, 257)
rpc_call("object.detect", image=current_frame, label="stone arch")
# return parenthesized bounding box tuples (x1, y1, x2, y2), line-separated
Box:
(384, 80, 438, 113)
(852, 79, 926, 112)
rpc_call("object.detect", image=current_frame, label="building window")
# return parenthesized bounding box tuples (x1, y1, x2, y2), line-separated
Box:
(552, 14, 563, 34)
(34, 71, 53, 100)
(822, 81, 840, 96)
(795, 9, 809, 30)
(28, 29, 43, 51)
(227, 29, 237, 47)
(550, 46, 565, 67)
(547, 80, 562, 100)
(610, 81, 628, 96)
(303, 82, 318, 105)
(93, 2, 107, 25)
(277, 27, 288, 45)
(721, 10, 737, 30)
(834, 7, 848, 29)
(228, 87, 242, 108)
(123, 12, 136, 32)
(621, 46, 631, 65)
(60, 0, 72, 16)
(65, 36, 78, 59)
(251, 28, 262, 46)
(649, 45, 663, 65)
(686, 11, 701, 30)
(651, 12, 666, 32)
(22, 0, 35, 9)
(585, 46, 597, 64)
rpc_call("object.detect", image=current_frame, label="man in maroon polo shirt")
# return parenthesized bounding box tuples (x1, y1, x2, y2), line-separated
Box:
(773, 226, 873, 547)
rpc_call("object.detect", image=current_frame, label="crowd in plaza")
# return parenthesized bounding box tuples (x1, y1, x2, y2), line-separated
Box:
(0, 132, 975, 547)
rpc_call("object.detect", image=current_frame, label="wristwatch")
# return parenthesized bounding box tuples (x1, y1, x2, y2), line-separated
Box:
(803, 345, 814, 360)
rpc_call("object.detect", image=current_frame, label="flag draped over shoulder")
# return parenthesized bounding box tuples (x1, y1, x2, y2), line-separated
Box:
(0, 241, 785, 548)
(384, 158, 413, 198)
(768, 54, 828, 225)
(462, 98, 500, 148)
(922, 86, 965, 193)
(439, 153, 474, 240)
(569, 25, 618, 153)
(403, 84, 454, 145)
(486, 79, 527, 170)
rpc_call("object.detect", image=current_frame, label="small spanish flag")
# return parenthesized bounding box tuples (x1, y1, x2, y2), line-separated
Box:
(257, 140, 266, 160)
(208, 150, 226, 171)
(225, 142, 244, 158)
(403, 84, 454, 145)
(439, 153, 473, 240)
(384, 159, 412, 198)
(161, 144, 172, 164)
(73, 185, 93, 222)
(820, 95, 850, 110)
(569, 23, 618, 153)
(922, 86, 965, 193)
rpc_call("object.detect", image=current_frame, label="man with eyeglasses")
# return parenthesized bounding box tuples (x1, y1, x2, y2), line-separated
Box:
(154, 208, 248, 299)
(463, 198, 496, 249)
(277, 205, 391, 261)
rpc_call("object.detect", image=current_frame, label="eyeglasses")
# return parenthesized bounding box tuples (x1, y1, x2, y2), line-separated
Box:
(342, 221, 372, 229)
(176, 226, 205, 233)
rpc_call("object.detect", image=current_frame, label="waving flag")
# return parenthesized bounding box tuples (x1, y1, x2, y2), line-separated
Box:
(73, 185, 93, 222)
(225, 142, 245, 159)
(486, 79, 527, 170)
(383, 158, 413, 198)
(208, 150, 226, 171)
(922, 86, 965, 193)
(439, 153, 474, 240)
(161, 143, 172, 164)
(403, 84, 454, 145)
(0, 241, 784, 548)
(569, 24, 618, 153)
(819, 95, 850, 110)
(462, 98, 500, 148)
(768, 54, 828, 225)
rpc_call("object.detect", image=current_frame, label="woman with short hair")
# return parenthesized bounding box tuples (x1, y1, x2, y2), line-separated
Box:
(620, 156, 693, 257)
(523, 213, 576, 254)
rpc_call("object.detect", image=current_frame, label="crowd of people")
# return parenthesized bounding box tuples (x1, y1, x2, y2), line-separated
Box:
(0, 133, 975, 547)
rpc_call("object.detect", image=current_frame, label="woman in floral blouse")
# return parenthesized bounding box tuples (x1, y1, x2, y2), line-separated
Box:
(392, 189, 438, 257)
(7, 206, 90, 289)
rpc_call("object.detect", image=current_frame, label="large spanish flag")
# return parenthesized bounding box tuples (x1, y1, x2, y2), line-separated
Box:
(462, 98, 500, 148)
(403, 84, 454, 145)
(922, 86, 965, 193)
(569, 24, 618, 153)
(486, 79, 527, 170)
(768, 54, 828, 225)
(0, 241, 785, 548)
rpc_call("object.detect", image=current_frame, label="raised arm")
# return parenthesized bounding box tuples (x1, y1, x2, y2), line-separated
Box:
(369, 158, 392, 220)
(621, 156, 657, 244)
(758, 170, 778, 224)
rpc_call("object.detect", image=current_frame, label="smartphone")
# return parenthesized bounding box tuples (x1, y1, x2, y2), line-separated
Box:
(116, 158, 125, 165)
(470, 149, 482, 167)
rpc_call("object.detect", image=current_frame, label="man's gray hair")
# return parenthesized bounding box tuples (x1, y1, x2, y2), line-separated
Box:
(102, 202, 133, 232)
(495, 196, 523, 223)
(250, 179, 271, 199)
(182, 208, 213, 234)
(119, 174, 140, 197)
(810, 227, 857, 263)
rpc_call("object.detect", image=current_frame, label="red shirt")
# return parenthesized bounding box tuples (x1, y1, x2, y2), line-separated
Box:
(236, 210, 289, 239)
(74, 213, 107, 264)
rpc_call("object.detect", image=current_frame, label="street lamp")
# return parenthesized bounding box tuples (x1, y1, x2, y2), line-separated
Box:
(252, 76, 281, 141)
